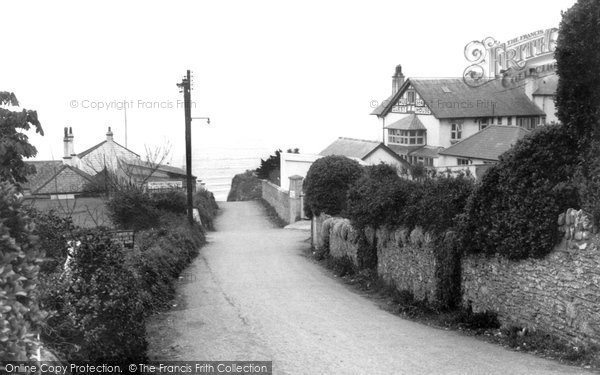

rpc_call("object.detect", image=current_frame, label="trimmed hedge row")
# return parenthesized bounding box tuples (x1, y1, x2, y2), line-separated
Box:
(460, 125, 579, 259)
(347, 163, 474, 235)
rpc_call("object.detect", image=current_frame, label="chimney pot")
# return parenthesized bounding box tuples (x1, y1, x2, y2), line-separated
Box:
(106, 126, 114, 141)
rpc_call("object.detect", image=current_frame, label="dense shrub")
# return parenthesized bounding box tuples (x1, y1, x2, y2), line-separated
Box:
(59, 229, 146, 361)
(303, 155, 363, 218)
(194, 188, 219, 230)
(555, 0, 600, 142)
(106, 189, 160, 230)
(461, 125, 579, 259)
(0, 182, 45, 360)
(347, 163, 414, 229)
(227, 170, 262, 201)
(127, 217, 204, 312)
(27, 209, 75, 272)
(347, 166, 473, 234)
(576, 139, 600, 224)
(412, 175, 474, 234)
(555, 0, 600, 225)
(151, 190, 187, 214)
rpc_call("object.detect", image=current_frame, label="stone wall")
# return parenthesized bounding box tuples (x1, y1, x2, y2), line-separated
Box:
(311, 213, 331, 250)
(261, 178, 303, 225)
(377, 227, 459, 307)
(261, 180, 290, 224)
(312, 215, 459, 306)
(462, 209, 600, 346)
(325, 217, 360, 266)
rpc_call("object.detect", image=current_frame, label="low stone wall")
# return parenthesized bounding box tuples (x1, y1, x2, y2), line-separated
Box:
(462, 209, 600, 346)
(377, 227, 459, 307)
(325, 217, 360, 266)
(312, 215, 458, 306)
(261, 180, 291, 224)
(311, 213, 331, 250)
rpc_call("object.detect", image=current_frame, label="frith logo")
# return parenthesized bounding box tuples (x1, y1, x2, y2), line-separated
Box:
(463, 28, 558, 87)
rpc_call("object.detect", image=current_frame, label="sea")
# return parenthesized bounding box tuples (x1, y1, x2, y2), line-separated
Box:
(191, 147, 270, 201)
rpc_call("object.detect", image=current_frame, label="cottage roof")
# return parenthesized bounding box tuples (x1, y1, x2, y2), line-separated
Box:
(319, 137, 381, 159)
(33, 165, 93, 194)
(438, 125, 529, 161)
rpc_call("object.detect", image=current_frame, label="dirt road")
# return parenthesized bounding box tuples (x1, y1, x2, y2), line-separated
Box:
(147, 201, 591, 375)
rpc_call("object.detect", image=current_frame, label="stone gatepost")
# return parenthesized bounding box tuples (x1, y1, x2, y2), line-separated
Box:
(288, 175, 304, 223)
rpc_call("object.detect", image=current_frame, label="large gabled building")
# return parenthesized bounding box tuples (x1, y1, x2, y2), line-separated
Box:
(370, 65, 555, 175)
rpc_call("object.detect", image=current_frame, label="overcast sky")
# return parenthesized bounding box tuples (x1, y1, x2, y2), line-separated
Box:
(2, 0, 575, 166)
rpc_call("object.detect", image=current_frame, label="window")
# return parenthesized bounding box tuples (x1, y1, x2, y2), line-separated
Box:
(517, 117, 540, 130)
(407, 90, 415, 104)
(451, 123, 462, 142)
(507, 116, 512, 125)
(479, 118, 489, 130)
(388, 129, 425, 145)
(457, 158, 472, 166)
(497, 117, 503, 125)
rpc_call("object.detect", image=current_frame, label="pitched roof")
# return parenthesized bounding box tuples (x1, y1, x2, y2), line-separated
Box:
(533, 74, 558, 96)
(319, 137, 381, 159)
(78, 140, 140, 158)
(23, 160, 64, 192)
(439, 125, 529, 161)
(33, 165, 93, 194)
(385, 114, 426, 130)
(386, 144, 419, 156)
(123, 159, 195, 178)
(373, 78, 545, 119)
(408, 145, 444, 158)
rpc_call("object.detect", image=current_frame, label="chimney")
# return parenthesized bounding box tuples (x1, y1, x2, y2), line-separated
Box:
(392, 64, 405, 95)
(106, 126, 114, 141)
(69, 127, 76, 157)
(63, 127, 70, 160)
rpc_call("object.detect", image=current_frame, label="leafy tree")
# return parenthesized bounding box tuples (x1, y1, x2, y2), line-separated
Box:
(0, 92, 43, 184)
(256, 149, 281, 185)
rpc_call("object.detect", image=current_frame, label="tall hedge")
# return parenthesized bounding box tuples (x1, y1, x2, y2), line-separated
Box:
(555, 0, 600, 142)
(347, 163, 414, 229)
(555, 0, 600, 224)
(460, 125, 579, 259)
(303, 155, 363, 218)
(0, 183, 45, 360)
(347, 165, 473, 234)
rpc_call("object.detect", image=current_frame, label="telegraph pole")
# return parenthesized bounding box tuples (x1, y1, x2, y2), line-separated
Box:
(179, 70, 194, 224)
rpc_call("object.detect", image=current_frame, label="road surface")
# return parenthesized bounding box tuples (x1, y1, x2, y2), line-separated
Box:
(147, 201, 591, 375)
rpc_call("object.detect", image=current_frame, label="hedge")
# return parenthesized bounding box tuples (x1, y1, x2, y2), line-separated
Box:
(0, 182, 45, 360)
(347, 164, 473, 235)
(460, 125, 579, 259)
(303, 155, 363, 218)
